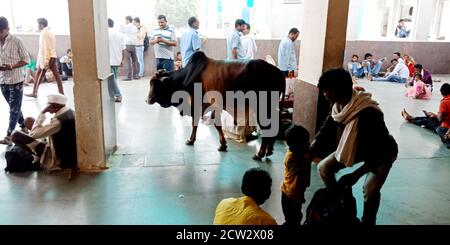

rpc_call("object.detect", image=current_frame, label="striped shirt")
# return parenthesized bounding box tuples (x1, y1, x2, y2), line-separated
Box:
(151, 27, 176, 60)
(0, 34, 30, 85)
(278, 37, 297, 72)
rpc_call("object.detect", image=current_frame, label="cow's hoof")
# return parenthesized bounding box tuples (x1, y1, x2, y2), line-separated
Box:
(265, 150, 273, 157)
(186, 139, 195, 146)
(218, 145, 227, 152)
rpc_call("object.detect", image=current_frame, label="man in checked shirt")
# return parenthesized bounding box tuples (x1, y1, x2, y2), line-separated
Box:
(0, 17, 30, 145)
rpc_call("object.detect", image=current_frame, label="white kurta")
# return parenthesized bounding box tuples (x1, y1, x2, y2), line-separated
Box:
(27, 107, 69, 171)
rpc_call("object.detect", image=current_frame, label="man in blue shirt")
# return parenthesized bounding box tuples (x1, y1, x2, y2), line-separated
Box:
(180, 17, 201, 67)
(278, 28, 299, 78)
(226, 19, 246, 60)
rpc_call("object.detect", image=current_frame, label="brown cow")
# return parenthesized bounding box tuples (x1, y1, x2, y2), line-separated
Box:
(147, 51, 285, 159)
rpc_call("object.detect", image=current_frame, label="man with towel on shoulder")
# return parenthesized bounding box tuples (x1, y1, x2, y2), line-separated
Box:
(11, 93, 78, 180)
(310, 69, 398, 225)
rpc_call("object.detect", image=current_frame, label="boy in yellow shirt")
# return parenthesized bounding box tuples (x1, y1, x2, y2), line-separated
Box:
(281, 125, 311, 226)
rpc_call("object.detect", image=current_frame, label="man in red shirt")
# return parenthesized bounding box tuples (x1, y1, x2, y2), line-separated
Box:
(402, 83, 450, 148)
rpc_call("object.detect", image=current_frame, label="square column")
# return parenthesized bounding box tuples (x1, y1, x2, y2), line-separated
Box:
(68, 0, 117, 170)
(293, 0, 350, 137)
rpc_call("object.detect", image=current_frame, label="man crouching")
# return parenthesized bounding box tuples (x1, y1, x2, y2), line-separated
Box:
(11, 94, 78, 180)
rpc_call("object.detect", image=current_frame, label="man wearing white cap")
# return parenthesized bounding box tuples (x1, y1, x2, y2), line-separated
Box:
(11, 93, 78, 180)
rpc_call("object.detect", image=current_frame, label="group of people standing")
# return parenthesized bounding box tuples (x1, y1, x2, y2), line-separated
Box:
(108, 14, 201, 102)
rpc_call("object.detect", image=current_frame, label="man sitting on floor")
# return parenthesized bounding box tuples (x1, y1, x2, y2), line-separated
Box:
(371, 59, 409, 83)
(401, 83, 450, 149)
(11, 94, 78, 180)
(410, 64, 433, 91)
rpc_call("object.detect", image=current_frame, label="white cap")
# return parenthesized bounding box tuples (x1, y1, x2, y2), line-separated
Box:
(47, 94, 67, 105)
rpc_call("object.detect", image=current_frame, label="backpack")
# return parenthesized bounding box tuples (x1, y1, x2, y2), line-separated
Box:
(304, 186, 360, 225)
(4, 145, 42, 173)
(143, 34, 150, 52)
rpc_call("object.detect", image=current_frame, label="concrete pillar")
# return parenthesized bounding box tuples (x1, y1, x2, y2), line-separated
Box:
(68, 0, 116, 170)
(414, 0, 438, 40)
(293, 0, 350, 137)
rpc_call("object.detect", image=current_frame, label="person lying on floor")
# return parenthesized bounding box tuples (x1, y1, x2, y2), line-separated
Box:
(401, 83, 450, 149)
(11, 94, 79, 180)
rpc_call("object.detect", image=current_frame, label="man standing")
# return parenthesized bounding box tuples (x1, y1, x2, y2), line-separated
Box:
(11, 94, 78, 180)
(26, 18, 64, 98)
(311, 69, 398, 225)
(120, 16, 139, 80)
(0, 17, 30, 145)
(108, 19, 125, 103)
(241, 23, 257, 59)
(150, 15, 177, 72)
(278, 28, 299, 78)
(133, 17, 147, 78)
(226, 19, 246, 60)
(180, 16, 201, 67)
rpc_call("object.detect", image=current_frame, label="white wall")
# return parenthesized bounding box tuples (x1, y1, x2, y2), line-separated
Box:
(106, 0, 155, 33)
(270, 0, 303, 39)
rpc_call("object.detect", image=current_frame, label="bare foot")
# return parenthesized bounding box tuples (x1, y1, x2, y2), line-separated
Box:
(401, 109, 413, 121)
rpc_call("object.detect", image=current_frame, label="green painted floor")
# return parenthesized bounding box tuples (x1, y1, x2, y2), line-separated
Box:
(0, 76, 449, 225)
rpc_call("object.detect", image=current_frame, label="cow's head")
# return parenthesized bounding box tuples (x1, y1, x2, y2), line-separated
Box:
(146, 69, 173, 108)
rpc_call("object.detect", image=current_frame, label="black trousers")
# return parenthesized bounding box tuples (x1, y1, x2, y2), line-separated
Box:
(281, 192, 304, 226)
(61, 63, 72, 77)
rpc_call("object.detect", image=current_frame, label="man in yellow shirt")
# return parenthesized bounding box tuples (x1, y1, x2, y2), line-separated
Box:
(213, 168, 277, 225)
(26, 18, 64, 98)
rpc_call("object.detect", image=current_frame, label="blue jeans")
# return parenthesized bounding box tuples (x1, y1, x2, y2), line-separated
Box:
(436, 126, 450, 148)
(1, 82, 25, 136)
(136, 46, 145, 77)
(156, 58, 174, 72)
(110, 66, 122, 97)
(372, 74, 406, 83)
(351, 63, 365, 78)
(364, 61, 382, 76)
(411, 117, 450, 148)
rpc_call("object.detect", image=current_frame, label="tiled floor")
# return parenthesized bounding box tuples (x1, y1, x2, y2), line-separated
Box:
(0, 76, 449, 224)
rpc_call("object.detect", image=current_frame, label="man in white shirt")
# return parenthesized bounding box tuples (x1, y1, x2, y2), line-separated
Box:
(120, 16, 139, 80)
(25, 18, 64, 98)
(11, 94, 78, 180)
(108, 19, 126, 103)
(241, 23, 257, 60)
(372, 59, 409, 83)
(386, 52, 404, 73)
